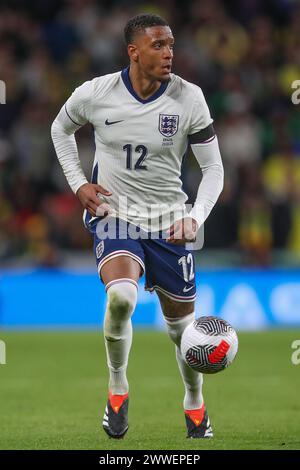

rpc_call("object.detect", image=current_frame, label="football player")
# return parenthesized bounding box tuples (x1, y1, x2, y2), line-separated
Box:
(51, 13, 223, 439)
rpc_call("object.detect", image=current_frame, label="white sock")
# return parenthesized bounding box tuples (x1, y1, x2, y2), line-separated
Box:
(165, 313, 204, 410)
(104, 279, 137, 395)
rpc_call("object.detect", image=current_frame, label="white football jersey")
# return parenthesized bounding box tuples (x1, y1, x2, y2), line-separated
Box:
(60, 68, 213, 231)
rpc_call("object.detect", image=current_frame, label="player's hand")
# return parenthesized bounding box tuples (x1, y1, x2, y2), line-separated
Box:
(166, 217, 199, 245)
(76, 183, 113, 217)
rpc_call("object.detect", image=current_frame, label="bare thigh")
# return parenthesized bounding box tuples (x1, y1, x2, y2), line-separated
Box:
(157, 290, 195, 320)
(100, 256, 143, 286)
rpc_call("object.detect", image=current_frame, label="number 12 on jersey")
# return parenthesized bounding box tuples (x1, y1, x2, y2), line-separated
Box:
(123, 144, 148, 170)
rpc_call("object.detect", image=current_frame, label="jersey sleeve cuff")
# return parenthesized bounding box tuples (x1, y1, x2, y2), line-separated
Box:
(72, 178, 89, 195)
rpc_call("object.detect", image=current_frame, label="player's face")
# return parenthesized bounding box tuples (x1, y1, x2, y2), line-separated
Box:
(130, 26, 174, 81)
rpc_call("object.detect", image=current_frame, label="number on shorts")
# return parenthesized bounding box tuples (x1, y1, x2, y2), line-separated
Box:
(178, 254, 194, 282)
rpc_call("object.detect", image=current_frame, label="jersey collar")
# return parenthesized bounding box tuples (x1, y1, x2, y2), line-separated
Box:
(121, 66, 169, 104)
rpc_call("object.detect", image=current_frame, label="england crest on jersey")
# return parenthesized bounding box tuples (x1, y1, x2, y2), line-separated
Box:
(159, 114, 179, 137)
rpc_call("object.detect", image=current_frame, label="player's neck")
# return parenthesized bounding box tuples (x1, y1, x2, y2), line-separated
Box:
(128, 66, 161, 100)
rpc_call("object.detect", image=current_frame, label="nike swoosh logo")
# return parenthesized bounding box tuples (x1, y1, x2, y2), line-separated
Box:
(183, 285, 194, 293)
(105, 119, 124, 125)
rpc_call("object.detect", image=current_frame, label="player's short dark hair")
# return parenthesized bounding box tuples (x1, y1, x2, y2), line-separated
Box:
(124, 14, 169, 45)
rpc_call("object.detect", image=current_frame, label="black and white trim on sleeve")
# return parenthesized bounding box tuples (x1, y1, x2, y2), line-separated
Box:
(188, 123, 215, 144)
(64, 104, 81, 126)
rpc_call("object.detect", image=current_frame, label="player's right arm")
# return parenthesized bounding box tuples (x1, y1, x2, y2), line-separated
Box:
(51, 81, 112, 217)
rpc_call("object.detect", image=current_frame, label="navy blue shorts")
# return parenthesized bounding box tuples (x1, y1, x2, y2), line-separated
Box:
(89, 217, 196, 302)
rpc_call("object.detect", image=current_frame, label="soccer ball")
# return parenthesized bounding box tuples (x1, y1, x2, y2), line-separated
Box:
(180, 316, 238, 374)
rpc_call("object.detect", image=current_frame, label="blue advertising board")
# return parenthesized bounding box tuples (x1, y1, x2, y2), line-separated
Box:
(0, 269, 300, 330)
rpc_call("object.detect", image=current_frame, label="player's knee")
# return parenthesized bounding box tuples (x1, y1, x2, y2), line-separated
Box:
(107, 282, 137, 318)
(158, 292, 195, 319)
(104, 282, 137, 342)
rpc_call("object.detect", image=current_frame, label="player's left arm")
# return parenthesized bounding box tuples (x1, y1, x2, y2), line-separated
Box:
(167, 86, 224, 244)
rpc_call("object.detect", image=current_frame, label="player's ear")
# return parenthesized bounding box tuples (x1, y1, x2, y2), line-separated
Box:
(127, 44, 138, 62)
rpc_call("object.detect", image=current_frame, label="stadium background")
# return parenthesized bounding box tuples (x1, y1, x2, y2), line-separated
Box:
(0, 0, 300, 329)
(0, 0, 300, 452)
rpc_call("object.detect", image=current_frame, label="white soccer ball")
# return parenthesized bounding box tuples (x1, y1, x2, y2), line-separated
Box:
(180, 316, 238, 374)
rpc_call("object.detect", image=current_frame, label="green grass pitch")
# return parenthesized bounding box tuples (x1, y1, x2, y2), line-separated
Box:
(0, 329, 300, 450)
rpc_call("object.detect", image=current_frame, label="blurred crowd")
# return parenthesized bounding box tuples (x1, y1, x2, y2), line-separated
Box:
(0, 0, 300, 266)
